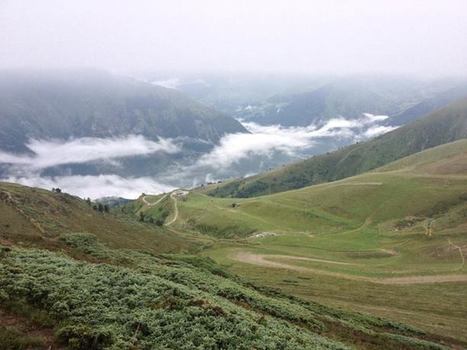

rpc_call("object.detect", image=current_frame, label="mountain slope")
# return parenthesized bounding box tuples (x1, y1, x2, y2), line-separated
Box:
(137, 139, 467, 238)
(206, 97, 467, 198)
(0, 182, 201, 254)
(0, 184, 454, 349)
(0, 70, 246, 153)
(388, 83, 467, 126)
(242, 77, 449, 127)
(189, 139, 467, 232)
(129, 139, 467, 344)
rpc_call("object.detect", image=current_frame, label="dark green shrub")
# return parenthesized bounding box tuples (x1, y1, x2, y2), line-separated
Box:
(56, 324, 112, 350)
(0, 326, 44, 350)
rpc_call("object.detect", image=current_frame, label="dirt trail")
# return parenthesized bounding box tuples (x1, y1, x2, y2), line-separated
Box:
(233, 251, 467, 285)
(271, 254, 357, 266)
(0, 190, 46, 234)
(338, 182, 383, 186)
(165, 192, 179, 226)
(165, 190, 187, 226)
(140, 191, 186, 226)
(448, 239, 465, 268)
(142, 194, 168, 207)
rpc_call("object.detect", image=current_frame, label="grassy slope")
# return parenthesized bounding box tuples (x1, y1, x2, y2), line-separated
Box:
(0, 187, 452, 349)
(205, 97, 467, 198)
(135, 140, 467, 342)
(167, 140, 467, 240)
(0, 235, 455, 350)
(0, 182, 203, 254)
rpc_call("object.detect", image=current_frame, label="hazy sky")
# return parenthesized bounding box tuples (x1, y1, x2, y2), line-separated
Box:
(1, 0, 467, 75)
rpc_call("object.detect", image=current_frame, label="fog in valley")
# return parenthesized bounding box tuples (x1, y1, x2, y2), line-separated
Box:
(1, 0, 467, 198)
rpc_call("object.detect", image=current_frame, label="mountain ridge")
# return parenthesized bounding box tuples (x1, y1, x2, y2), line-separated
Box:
(204, 96, 467, 198)
(0, 70, 247, 153)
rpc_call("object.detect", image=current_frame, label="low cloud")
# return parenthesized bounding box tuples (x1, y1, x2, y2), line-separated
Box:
(196, 126, 311, 168)
(196, 114, 394, 168)
(151, 77, 209, 90)
(0, 115, 397, 198)
(362, 113, 389, 123)
(152, 78, 181, 89)
(362, 125, 397, 138)
(0, 135, 179, 170)
(6, 174, 174, 199)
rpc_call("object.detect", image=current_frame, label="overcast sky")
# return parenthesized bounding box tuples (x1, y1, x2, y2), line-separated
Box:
(1, 0, 467, 75)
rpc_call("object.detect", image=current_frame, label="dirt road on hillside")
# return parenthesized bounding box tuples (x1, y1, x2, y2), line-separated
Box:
(165, 190, 188, 226)
(165, 192, 179, 226)
(142, 194, 167, 207)
(233, 251, 467, 285)
(141, 191, 187, 226)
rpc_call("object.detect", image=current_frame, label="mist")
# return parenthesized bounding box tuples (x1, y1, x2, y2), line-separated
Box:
(0, 135, 179, 171)
(6, 174, 174, 199)
(1, 0, 467, 76)
(196, 115, 395, 168)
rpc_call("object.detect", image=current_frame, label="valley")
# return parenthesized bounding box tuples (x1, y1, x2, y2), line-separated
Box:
(2, 182, 459, 349)
(2, 85, 467, 348)
(2, 2, 467, 348)
(131, 139, 467, 344)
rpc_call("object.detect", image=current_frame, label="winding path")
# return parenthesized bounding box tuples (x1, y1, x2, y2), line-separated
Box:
(142, 194, 168, 207)
(141, 191, 185, 226)
(448, 239, 465, 268)
(233, 251, 467, 285)
(165, 192, 179, 226)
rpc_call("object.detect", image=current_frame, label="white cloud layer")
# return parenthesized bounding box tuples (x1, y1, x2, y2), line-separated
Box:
(6, 174, 174, 199)
(152, 78, 181, 89)
(197, 114, 395, 168)
(0, 135, 179, 170)
(0, 115, 397, 198)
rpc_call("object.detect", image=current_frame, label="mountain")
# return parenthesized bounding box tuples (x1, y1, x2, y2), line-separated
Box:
(1, 182, 455, 349)
(125, 139, 467, 345)
(237, 77, 455, 127)
(163, 139, 467, 237)
(144, 72, 329, 115)
(0, 181, 199, 254)
(387, 83, 467, 126)
(206, 96, 467, 198)
(0, 70, 246, 153)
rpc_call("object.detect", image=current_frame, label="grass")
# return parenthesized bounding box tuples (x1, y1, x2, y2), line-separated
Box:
(0, 182, 205, 255)
(1, 235, 453, 349)
(0, 326, 45, 350)
(131, 140, 467, 343)
(2, 140, 467, 348)
(204, 98, 467, 198)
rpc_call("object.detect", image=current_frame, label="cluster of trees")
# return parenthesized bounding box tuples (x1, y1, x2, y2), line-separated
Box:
(52, 189, 109, 213)
(85, 198, 109, 213)
(139, 211, 164, 226)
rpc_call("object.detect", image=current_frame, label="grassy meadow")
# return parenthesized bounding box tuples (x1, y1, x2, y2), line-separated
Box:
(134, 140, 467, 344)
(1, 140, 467, 348)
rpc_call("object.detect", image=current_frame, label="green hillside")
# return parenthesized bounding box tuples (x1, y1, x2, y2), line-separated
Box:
(206, 97, 467, 198)
(138, 139, 467, 240)
(0, 182, 202, 254)
(0, 183, 454, 349)
(132, 140, 467, 343)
